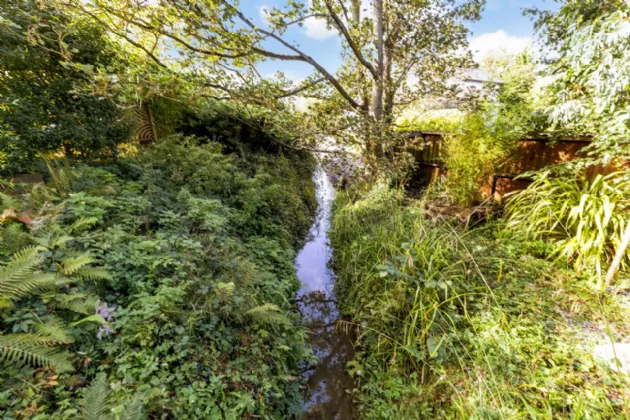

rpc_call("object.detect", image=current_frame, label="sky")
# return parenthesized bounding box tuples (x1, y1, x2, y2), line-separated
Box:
(240, 0, 558, 84)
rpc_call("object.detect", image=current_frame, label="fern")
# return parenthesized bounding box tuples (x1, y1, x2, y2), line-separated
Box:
(0, 334, 73, 371)
(245, 303, 291, 326)
(0, 191, 19, 211)
(78, 267, 112, 282)
(69, 217, 99, 234)
(77, 374, 111, 420)
(120, 394, 147, 420)
(59, 254, 96, 276)
(33, 229, 73, 250)
(33, 321, 74, 344)
(75, 376, 146, 420)
(53, 293, 98, 315)
(0, 246, 57, 302)
(0, 222, 30, 256)
(44, 157, 77, 196)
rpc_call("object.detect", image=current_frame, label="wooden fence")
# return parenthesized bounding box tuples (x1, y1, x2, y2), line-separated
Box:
(407, 131, 607, 200)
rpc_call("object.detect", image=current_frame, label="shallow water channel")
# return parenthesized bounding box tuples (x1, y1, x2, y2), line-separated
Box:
(296, 166, 356, 419)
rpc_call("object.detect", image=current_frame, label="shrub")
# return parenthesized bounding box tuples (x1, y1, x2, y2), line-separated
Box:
(0, 134, 317, 418)
(0, 1, 132, 174)
(506, 170, 630, 285)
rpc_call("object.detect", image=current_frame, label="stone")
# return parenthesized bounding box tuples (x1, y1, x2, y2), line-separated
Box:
(593, 342, 630, 374)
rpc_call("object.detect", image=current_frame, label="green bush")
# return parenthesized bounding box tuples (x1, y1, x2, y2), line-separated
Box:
(0, 134, 317, 418)
(0, 1, 132, 174)
(398, 53, 539, 205)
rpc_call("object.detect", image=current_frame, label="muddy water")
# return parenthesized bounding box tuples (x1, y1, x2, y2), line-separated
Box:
(296, 167, 355, 419)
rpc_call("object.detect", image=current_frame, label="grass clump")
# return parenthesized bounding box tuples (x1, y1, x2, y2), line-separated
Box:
(330, 181, 630, 419)
(506, 170, 630, 287)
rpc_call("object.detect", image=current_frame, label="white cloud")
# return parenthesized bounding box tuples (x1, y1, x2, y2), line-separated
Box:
(469, 30, 532, 62)
(303, 16, 337, 40)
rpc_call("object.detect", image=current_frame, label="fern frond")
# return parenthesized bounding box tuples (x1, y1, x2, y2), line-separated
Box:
(33, 230, 73, 250)
(69, 217, 99, 234)
(53, 293, 98, 315)
(0, 246, 44, 284)
(245, 303, 291, 326)
(0, 223, 30, 256)
(0, 334, 73, 372)
(0, 272, 57, 302)
(77, 267, 112, 282)
(0, 192, 19, 211)
(78, 374, 111, 420)
(44, 157, 77, 196)
(3, 245, 43, 278)
(33, 321, 74, 344)
(0, 246, 58, 301)
(59, 254, 95, 276)
(120, 394, 147, 420)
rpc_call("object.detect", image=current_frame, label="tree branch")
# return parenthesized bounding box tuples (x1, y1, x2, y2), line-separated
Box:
(222, 1, 363, 111)
(276, 78, 325, 98)
(285, 13, 329, 26)
(67, 4, 169, 70)
(324, 0, 379, 81)
(97, 5, 255, 60)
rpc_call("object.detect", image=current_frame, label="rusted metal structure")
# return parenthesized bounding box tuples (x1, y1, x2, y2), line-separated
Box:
(407, 131, 610, 200)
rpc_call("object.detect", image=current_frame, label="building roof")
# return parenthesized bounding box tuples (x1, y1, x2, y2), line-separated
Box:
(460, 68, 503, 85)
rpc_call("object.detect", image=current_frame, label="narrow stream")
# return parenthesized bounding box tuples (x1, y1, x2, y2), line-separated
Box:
(296, 166, 355, 419)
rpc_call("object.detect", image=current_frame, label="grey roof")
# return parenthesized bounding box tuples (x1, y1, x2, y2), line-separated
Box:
(460, 68, 502, 84)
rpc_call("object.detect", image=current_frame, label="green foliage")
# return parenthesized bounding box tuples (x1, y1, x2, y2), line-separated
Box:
(0, 0, 132, 174)
(0, 130, 316, 418)
(507, 171, 630, 284)
(69, 0, 485, 170)
(530, 0, 630, 165)
(0, 216, 111, 378)
(0, 334, 74, 372)
(399, 54, 540, 205)
(330, 182, 630, 418)
(77, 375, 110, 420)
(0, 246, 56, 304)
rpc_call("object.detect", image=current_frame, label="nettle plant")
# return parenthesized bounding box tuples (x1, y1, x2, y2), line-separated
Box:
(506, 170, 630, 285)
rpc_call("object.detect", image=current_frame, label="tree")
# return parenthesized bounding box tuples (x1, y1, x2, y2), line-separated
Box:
(523, 1, 630, 286)
(63, 0, 484, 169)
(529, 0, 630, 166)
(0, 0, 131, 174)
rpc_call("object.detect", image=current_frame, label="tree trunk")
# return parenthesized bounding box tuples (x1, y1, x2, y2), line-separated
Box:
(605, 220, 630, 287)
(351, 0, 360, 23)
(383, 38, 394, 125)
(351, 0, 369, 110)
(368, 0, 385, 162)
(370, 0, 384, 121)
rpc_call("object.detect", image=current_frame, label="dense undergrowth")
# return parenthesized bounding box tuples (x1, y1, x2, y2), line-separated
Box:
(0, 134, 317, 418)
(330, 181, 630, 418)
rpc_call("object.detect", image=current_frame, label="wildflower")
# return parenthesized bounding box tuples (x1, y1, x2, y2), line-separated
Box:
(95, 301, 116, 340)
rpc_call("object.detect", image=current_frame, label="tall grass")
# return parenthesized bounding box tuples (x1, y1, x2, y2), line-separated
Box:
(506, 171, 630, 286)
(330, 180, 629, 419)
